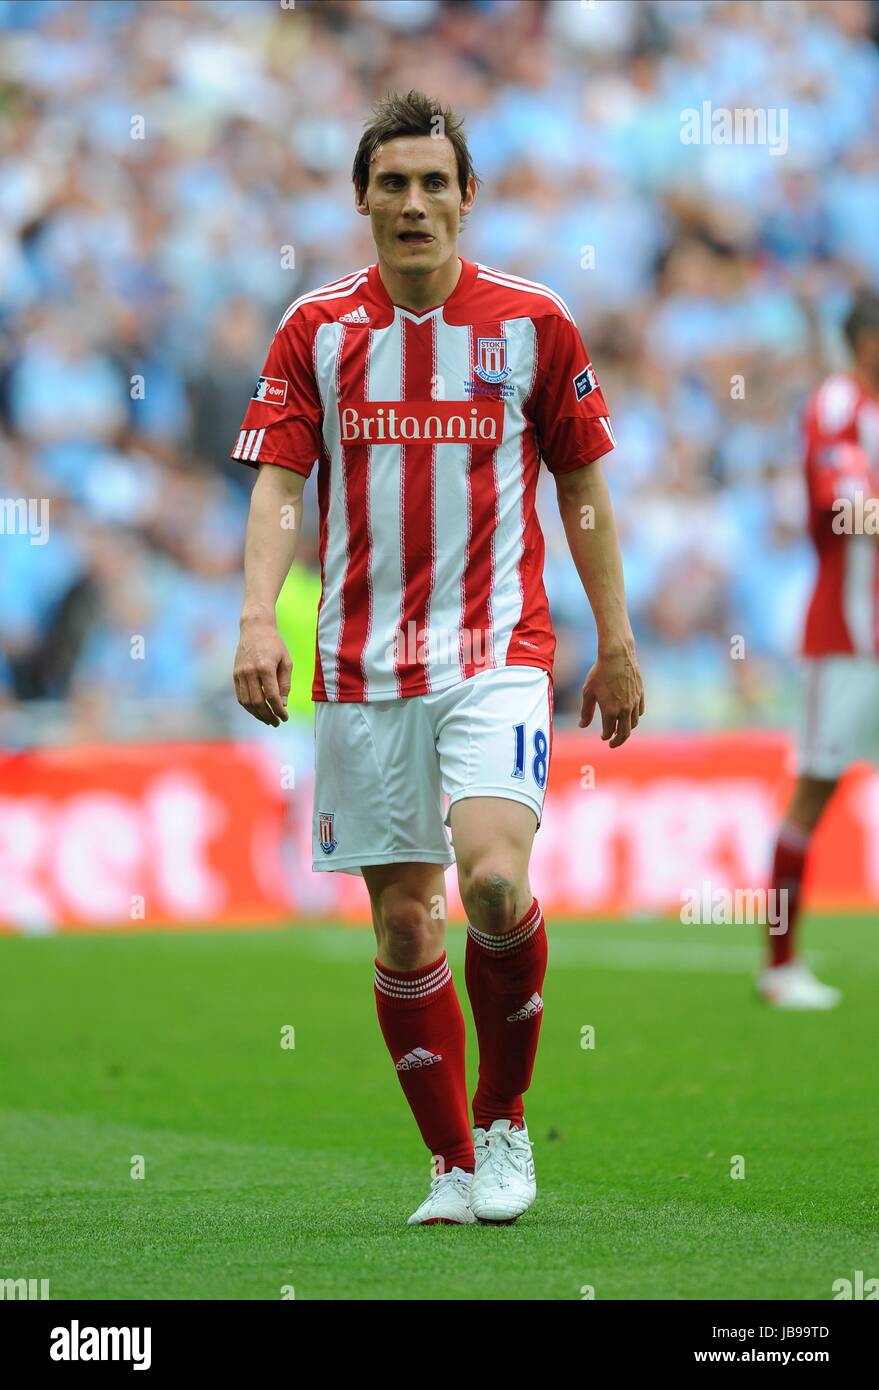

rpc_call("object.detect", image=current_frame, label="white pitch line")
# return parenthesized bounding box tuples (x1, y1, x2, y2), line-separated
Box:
(549, 939, 825, 975)
(299, 928, 825, 976)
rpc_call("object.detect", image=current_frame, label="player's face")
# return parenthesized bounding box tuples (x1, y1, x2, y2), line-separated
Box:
(356, 136, 474, 277)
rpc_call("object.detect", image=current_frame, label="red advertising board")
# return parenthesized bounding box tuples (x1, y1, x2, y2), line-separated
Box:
(0, 735, 875, 931)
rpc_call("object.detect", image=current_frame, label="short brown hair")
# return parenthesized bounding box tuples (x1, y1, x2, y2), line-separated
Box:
(352, 89, 479, 202)
(844, 290, 879, 351)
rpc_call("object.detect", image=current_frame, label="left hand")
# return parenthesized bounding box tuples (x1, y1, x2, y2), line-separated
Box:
(579, 643, 644, 748)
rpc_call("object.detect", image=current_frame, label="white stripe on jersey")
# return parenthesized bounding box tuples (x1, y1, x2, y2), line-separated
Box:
(598, 416, 616, 446)
(313, 321, 348, 701)
(844, 534, 875, 654)
(490, 316, 537, 666)
(358, 319, 405, 698)
(248, 427, 265, 461)
(421, 321, 473, 687)
(815, 373, 859, 434)
(233, 430, 246, 459)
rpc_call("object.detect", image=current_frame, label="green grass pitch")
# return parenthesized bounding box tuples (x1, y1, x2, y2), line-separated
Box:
(1, 915, 876, 1300)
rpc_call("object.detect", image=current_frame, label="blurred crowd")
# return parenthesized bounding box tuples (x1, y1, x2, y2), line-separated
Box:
(1, 0, 878, 743)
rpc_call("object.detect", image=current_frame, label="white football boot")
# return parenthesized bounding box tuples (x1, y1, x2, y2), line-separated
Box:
(407, 1166, 476, 1226)
(757, 961, 841, 1010)
(470, 1119, 536, 1223)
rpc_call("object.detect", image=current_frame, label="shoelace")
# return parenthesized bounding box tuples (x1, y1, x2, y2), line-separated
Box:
(483, 1128, 529, 1176)
(430, 1166, 471, 1198)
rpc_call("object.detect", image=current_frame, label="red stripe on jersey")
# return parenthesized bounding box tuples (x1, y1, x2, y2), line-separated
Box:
(804, 541, 853, 655)
(397, 318, 437, 696)
(460, 321, 501, 680)
(336, 327, 372, 700)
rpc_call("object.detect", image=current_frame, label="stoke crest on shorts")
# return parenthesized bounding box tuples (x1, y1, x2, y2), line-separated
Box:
(318, 811, 337, 854)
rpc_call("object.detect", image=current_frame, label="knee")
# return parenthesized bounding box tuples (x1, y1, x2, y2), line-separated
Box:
(459, 865, 520, 935)
(375, 897, 442, 967)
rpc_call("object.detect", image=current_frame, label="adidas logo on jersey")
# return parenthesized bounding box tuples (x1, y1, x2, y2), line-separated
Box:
(339, 305, 370, 324)
(396, 1046, 442, 1071)
(506, 993, 544, 1022)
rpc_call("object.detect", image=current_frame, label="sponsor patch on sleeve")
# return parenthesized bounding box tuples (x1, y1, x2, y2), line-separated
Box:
(252, 375, 289, 406)
(573, 365, 598, 401)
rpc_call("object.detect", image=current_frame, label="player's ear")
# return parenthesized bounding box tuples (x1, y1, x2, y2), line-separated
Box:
(354, 185, 370, 218)
(460, 175, 477, 218)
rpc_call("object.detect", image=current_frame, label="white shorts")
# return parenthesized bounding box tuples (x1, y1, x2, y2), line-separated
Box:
(799, 656, 879, 779)
(311, 665, 554, 876)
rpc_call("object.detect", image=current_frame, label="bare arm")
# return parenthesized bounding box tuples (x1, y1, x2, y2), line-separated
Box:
(233, 463, 307, 726)
(554, 457, 644, 747)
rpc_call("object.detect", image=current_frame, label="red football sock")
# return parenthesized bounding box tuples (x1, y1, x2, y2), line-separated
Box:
(374, 953, 474, 1173)
(465, 897, 547, 1130)
(768, 822, 811, 967)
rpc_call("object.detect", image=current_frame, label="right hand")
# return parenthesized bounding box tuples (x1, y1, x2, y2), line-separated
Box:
(579, 640, 644, 749)
(233, 618, 292, 726)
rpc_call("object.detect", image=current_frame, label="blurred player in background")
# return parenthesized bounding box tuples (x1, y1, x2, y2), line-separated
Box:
(232, 91, 643, 1224)
(763, 292, 879, 1010)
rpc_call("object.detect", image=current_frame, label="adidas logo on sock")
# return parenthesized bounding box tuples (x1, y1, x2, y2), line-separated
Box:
(339, 305, 370, 324)
(506, 993, 544, 1022)
(396, 1046, 443, 1071)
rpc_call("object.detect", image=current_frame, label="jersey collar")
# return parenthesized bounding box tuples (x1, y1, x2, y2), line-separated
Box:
(366, 257, 478, 323)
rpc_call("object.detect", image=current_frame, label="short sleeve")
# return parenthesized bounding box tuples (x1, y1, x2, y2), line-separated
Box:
(531, 313, 615, 475)
(804, 381, 879, 514)
(231, 313, 323, 475)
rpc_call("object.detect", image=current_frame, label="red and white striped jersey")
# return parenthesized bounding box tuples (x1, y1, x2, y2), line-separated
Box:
(232, 257, 615, 701)
(802, 372, 879, 657)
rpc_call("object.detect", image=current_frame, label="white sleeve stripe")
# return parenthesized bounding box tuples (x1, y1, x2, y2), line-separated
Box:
(475, 266, 576, 323)
(241, 429, 258, 460)
(276, 271, 371, 331)
(233, 430, 246, 458)
(249, 427, 265, 461)
(598, 417, 616, 445)
(816, 374, 858, 433)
